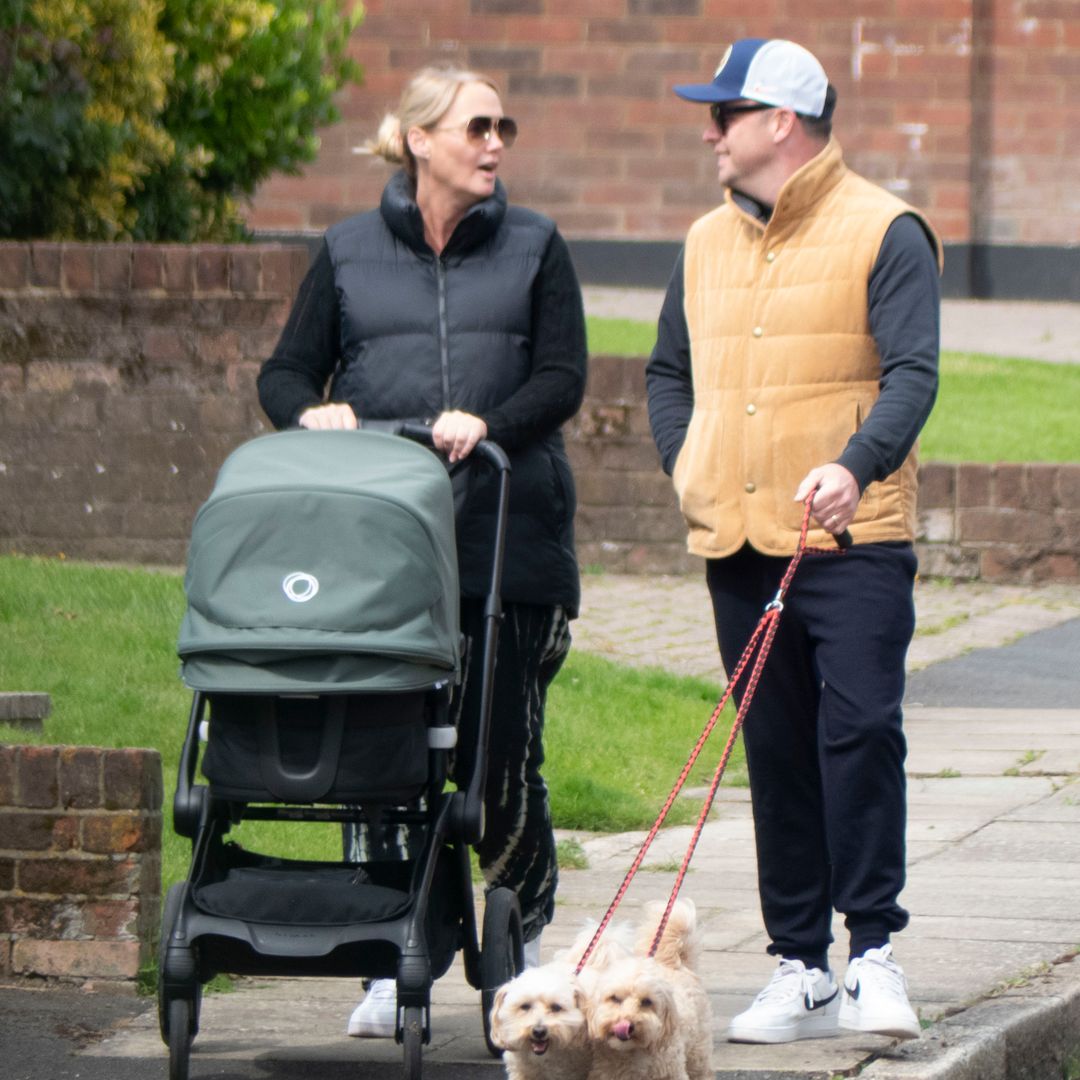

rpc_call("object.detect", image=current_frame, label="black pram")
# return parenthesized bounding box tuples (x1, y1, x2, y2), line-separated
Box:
(158, 425, 522, 1080)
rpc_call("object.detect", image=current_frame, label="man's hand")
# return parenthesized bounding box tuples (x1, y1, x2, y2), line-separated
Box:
(432, 410, 487, 463)
(794, 463, 859, 534)
(298, 403, 359, 430)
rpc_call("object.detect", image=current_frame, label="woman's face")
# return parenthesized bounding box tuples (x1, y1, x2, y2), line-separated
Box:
(414, 81, 509, 205)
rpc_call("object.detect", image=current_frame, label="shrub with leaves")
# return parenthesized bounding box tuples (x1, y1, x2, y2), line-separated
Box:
(0, 0, 363, 241)
(0, 0, 173, 239)
(134, 0, 363, 240)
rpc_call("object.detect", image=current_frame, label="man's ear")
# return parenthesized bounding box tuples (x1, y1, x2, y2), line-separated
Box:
(772, 107, 798, 144)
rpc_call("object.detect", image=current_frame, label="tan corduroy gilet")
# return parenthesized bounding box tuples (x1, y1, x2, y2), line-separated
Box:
(675, 138, 943, 558)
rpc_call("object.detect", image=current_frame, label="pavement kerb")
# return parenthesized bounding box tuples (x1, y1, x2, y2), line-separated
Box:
(858, 953, 1080, 1080)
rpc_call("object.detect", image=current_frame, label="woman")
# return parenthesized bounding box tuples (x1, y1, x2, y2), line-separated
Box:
(257, 66, 587, 1038)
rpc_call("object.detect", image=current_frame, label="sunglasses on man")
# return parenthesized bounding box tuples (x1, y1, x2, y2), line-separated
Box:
(709, 102, 774, 135)
(434, 115, 518, 148)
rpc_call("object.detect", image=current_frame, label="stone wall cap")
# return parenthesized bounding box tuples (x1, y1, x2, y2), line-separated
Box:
(0, 693, 52, 722)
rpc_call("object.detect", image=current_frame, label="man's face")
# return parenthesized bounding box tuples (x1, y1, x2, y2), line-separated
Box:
(702, 100, 779, 194)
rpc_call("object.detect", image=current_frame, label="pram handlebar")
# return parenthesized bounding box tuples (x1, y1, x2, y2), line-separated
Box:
(394, 419, 512, 477)
(394, 420, 511, 846)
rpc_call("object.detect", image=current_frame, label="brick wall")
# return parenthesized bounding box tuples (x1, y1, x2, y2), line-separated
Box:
(0, 745, 163, 986)
(0, 242, 302, 563)
(1, 241, 1078, 582)
(247, 0, 1079, 250)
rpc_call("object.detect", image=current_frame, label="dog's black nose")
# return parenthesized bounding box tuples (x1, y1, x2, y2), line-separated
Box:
(532, 1024, 548, 1040)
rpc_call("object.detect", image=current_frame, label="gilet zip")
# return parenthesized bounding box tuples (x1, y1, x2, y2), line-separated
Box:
(436, 257, 451, 410)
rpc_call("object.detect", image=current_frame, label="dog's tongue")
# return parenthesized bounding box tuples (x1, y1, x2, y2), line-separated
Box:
(613, 1019, 634, 1041)
(530, 1039, 549, 1055)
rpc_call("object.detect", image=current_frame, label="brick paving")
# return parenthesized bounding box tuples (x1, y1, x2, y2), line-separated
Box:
(573, 573, 1080, 683)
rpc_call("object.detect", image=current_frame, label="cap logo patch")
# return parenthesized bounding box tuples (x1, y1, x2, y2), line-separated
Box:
(714, 45, 733, 78)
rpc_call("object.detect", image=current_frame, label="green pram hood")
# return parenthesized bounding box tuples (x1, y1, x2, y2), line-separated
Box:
(177, 429, 460, 694)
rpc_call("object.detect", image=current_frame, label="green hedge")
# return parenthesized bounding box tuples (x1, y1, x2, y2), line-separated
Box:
(0, 0, 362, 242)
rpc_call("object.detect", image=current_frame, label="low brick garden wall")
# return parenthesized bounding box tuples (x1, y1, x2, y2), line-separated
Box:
(569, 357, 1080, 582)
(0, 745, 162, 986)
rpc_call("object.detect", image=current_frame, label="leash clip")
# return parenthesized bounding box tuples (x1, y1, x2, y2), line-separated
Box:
(764, 590, 784, 614)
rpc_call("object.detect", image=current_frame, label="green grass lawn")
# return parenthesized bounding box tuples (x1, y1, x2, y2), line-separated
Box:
(586, 316, 1080, 463)
(0, 555, 735, 892)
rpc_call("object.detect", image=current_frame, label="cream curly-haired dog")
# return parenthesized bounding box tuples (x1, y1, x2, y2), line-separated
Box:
(488, 922, 632, 1080)
(584, 899, 713, 1080)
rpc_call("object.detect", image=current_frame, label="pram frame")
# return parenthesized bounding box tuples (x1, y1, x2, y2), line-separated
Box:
(159, 424, 522, 1080)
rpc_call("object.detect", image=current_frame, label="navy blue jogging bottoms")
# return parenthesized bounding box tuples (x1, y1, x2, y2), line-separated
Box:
(706, 541, 917, 969)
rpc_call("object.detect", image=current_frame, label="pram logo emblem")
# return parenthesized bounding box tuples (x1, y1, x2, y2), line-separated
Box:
(282, 571, 319, 603)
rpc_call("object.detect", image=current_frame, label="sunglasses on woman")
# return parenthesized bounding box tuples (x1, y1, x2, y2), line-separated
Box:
(435, 115, 519, 148)
(709, 102, 773, 135)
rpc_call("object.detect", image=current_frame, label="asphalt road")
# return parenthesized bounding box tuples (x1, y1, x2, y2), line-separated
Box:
(905, 616, 1080, 708)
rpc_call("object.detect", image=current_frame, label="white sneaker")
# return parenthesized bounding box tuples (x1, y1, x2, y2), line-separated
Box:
(523, 934, 542, 969)
(727, 958, 840, 1043)
(840, 945, 920, 1039)
(346, 978, 397, 1038)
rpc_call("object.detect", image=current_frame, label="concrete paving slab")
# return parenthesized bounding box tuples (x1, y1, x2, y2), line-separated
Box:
(913, 916, 1080, 946)
(571, 575, 1080, 685)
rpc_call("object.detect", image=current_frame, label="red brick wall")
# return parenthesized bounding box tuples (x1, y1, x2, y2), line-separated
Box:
(246, 0, 1078, 248)
(971, 0, 1077, 246)
(0, 242, 302, 563)
(0, 745, 163, 985)
(2, 241, 1077, 581)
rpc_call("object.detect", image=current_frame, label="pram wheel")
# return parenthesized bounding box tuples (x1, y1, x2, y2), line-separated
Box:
(480, 887, 523, 1057)
(166, 997, 193, 1080)
(400, 1005, 425, 1079)
(158, 882, 202, 1079)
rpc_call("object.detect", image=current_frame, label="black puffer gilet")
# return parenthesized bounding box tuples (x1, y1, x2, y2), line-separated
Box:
(324, 173, 579, 615)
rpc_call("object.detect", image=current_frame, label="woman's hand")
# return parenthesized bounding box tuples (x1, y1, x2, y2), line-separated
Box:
(298, 403, 358, 430)
(432, 410, 487, 463)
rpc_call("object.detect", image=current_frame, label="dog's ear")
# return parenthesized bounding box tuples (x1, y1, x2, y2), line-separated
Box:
(658, 983, 679, 1043)
(488, 984, 509, 1049)
(582, 991, 602, 1038)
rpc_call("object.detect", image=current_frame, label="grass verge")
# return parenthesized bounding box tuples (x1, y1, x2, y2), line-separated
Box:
(586, 316, 1080, 464)
(0, 555, 737, 893)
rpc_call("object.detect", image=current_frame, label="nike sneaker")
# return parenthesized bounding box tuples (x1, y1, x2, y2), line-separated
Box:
(728, 958, 840, 1043)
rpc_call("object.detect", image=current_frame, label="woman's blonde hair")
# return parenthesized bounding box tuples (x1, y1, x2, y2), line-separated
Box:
(359, 65, 499, 178)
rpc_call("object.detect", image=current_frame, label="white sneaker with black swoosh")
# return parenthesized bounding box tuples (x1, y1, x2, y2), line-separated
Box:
(727, 958, 840, 1043)
(840, 945, 921, 1039)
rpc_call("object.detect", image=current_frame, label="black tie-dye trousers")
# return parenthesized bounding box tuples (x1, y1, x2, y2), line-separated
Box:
(343, 599, 571, 944)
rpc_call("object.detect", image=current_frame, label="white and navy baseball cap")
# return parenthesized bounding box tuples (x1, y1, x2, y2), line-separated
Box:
(674, 38, 832, 119)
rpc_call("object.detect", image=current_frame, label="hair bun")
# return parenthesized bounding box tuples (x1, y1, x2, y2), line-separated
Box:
(361, 113, 405, 164)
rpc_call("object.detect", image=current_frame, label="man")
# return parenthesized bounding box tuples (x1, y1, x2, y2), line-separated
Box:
(646, 38, 941, 1045)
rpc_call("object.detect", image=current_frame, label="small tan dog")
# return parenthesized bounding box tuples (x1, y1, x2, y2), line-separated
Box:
(488, 922, 633, 1080)
(584, 899, 713, 1080)
(488, 963, 592, 1080)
